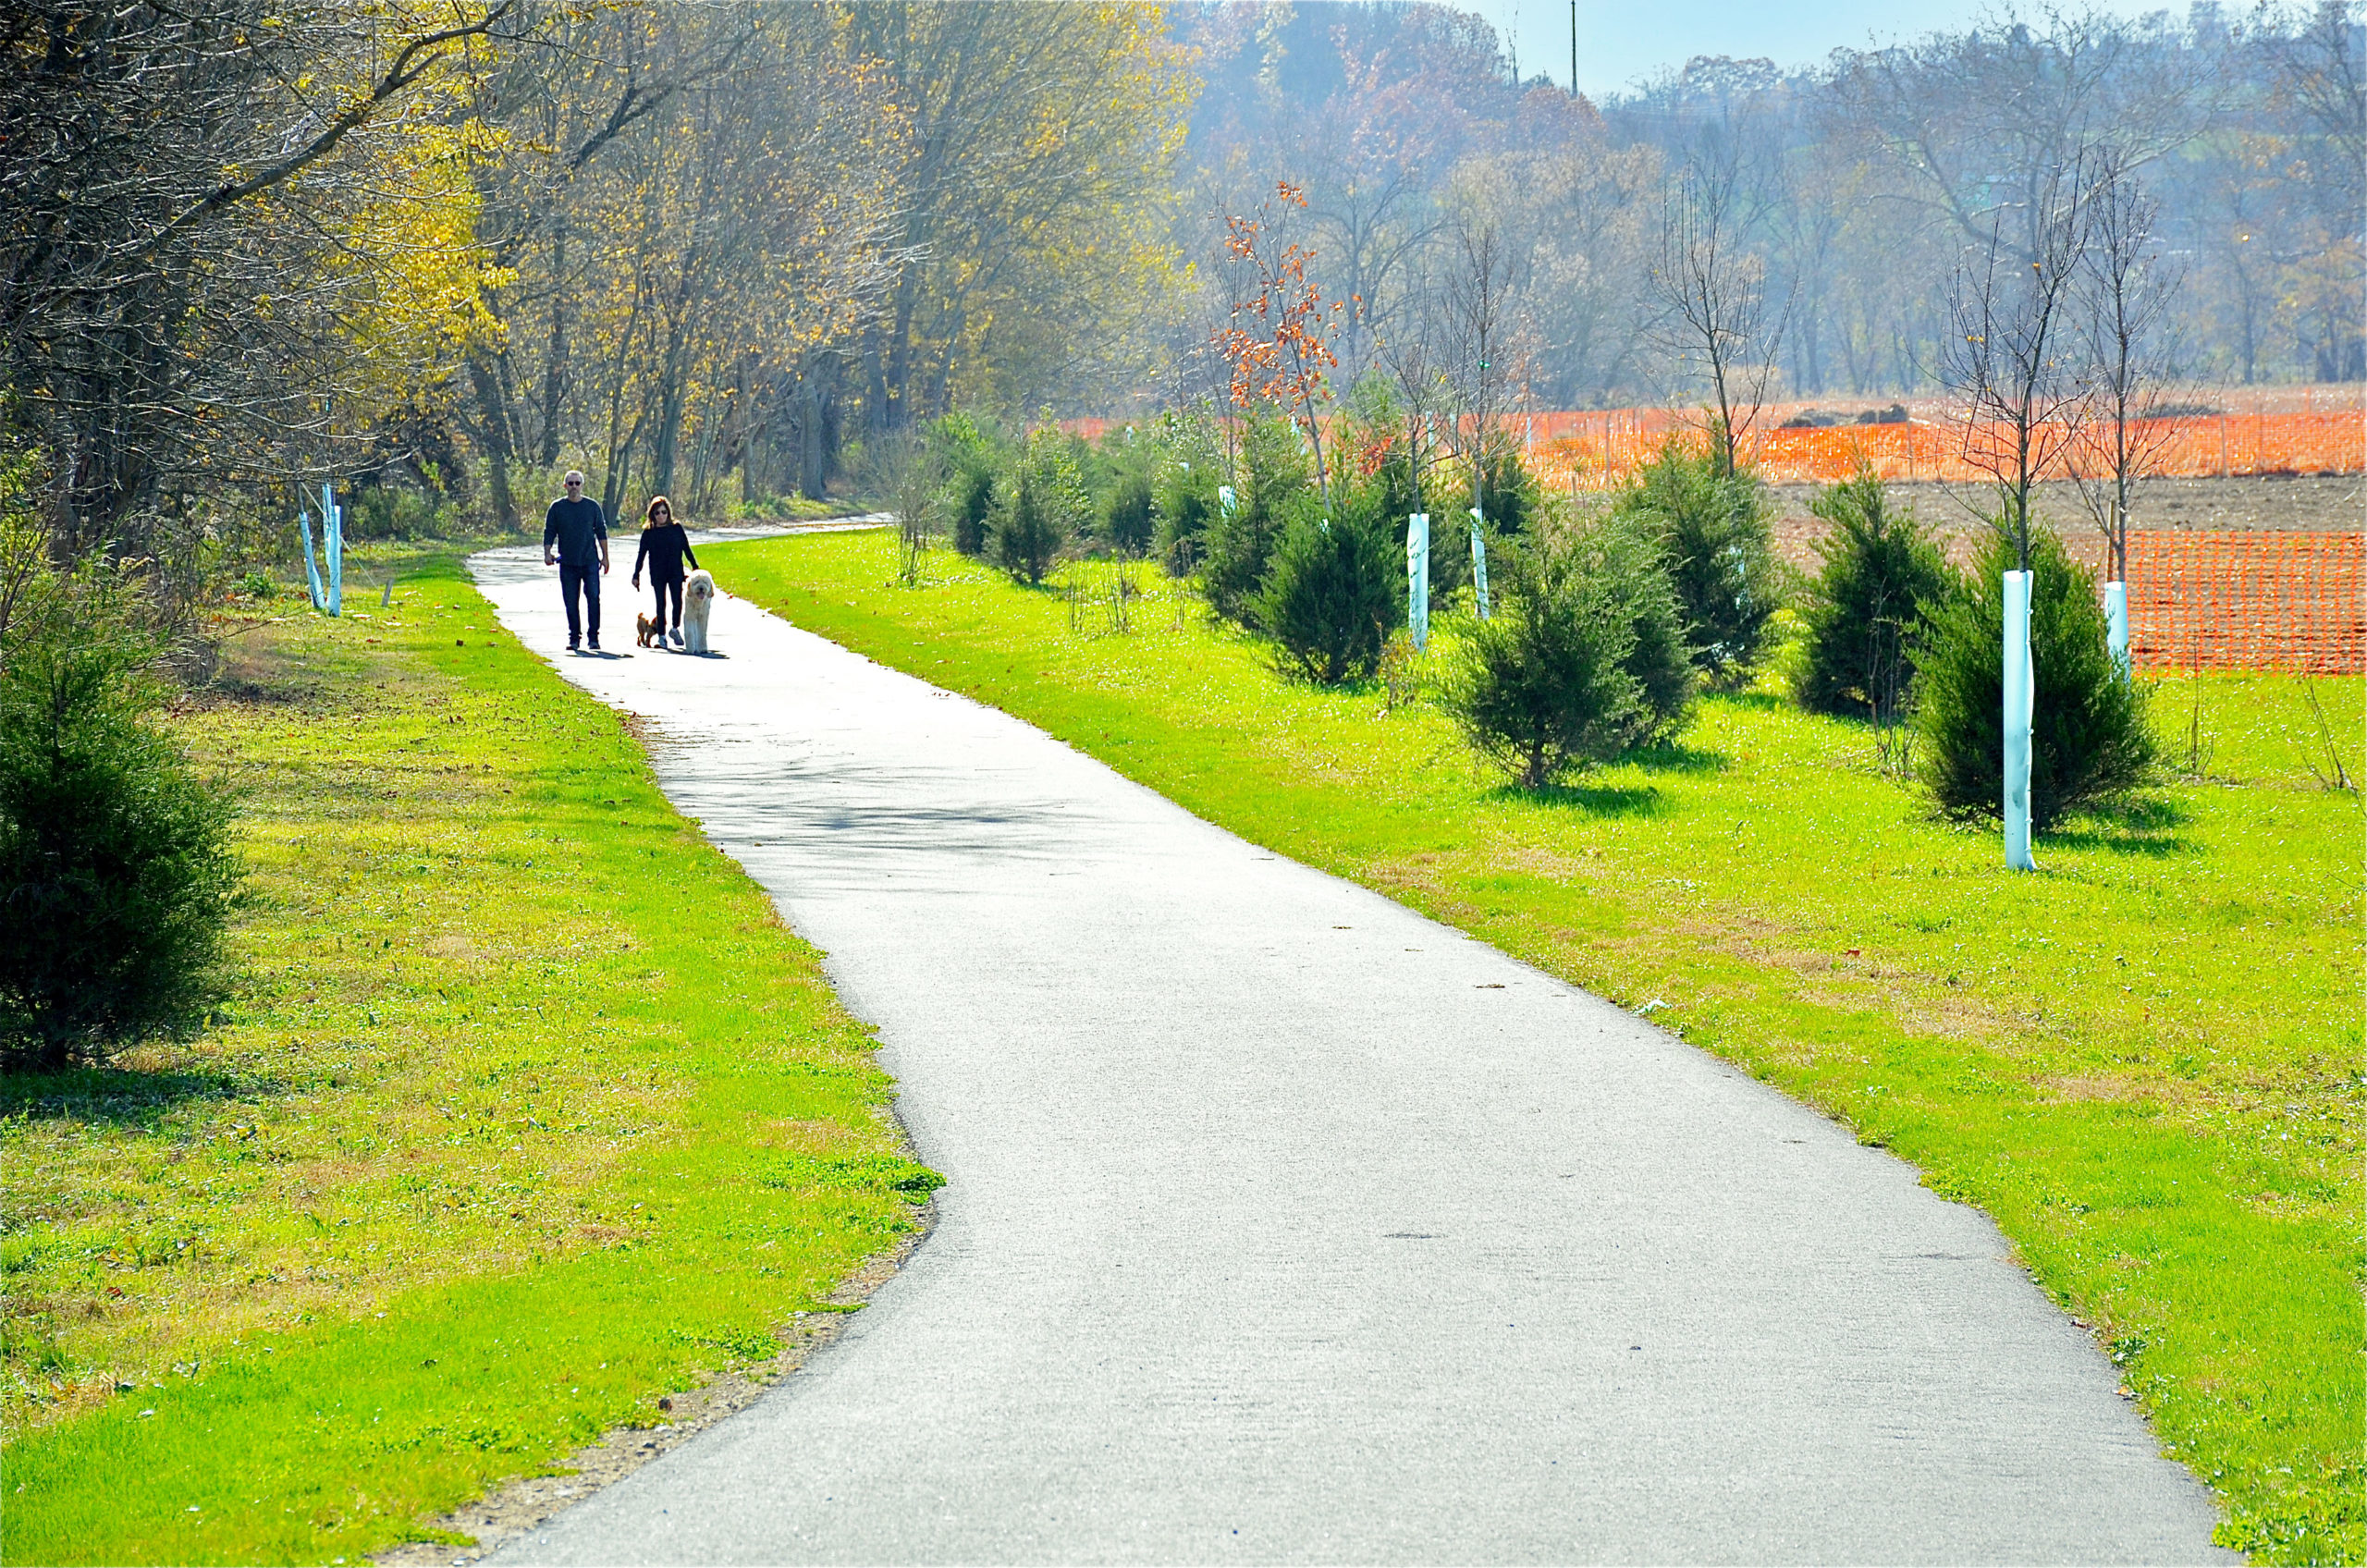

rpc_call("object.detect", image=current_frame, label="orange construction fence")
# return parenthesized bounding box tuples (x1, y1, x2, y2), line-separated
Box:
(1065, 390, 2364, 488)
(2124, 531, 2363, 676)
(1532, 409, 2363, 489)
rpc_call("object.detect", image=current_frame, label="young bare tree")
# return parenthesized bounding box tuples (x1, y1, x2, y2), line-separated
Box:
(2072, 148, 2183, 583)
(1371, 263, 1447, 519)
(1939, 151, 2097, 572)
(871, 429, 943, 587)
(1648, 153, 1784, 477)
(1436, 216, 1524, 521)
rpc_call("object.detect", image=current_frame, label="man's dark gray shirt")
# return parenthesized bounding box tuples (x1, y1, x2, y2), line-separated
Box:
(544, 496, 607, 566)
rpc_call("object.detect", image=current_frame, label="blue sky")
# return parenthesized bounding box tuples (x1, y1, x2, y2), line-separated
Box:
(1478, 0, 2192, 99)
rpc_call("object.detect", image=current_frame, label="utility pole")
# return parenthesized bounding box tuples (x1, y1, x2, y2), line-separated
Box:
(1571, 0, 1579, 98)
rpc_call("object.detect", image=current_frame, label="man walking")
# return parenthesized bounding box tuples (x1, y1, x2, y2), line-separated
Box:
(544, 472, 611, 653)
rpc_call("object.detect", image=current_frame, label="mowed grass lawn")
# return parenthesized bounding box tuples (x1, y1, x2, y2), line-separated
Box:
(715, 528, 2363, 1567)
(2, 548, 934, 1564)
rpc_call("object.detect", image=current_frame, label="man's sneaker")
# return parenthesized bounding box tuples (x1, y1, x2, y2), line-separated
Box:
(567, 640, 580, 654)
(588, 638, 601, 652)
(670, 628, 683, 646)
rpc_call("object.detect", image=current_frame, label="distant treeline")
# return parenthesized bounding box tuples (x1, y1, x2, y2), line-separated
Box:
(3, 2, 2357, 599)
(1166, 1, 2362, 410)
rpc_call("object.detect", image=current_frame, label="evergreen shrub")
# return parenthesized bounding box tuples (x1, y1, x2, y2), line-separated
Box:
(1153, 460, 1220, 573)
(1104, 471, 1155, 557)
(1417, 443, 1541, 604)
(1585, 512, 1698, 745)
(1468, 442, 1542, 537)
(1147, 410, 1223, 573)
(949, 463, 996, 556)
(991, 428, 1086, 585)
(1612, 439, 1786, 687)
(1332, 375, 1467, 599)
(1442, 514, 1693, 788)
(1199, 413, 1309, 624)
(929, 413, 998, 556)
(0, 545, 242, 1069)
(1363, 440, 1467, 599)
(1915, 527, 2158, 830)
(1795, 467, 1955, 720)
(1250, 489, 1402, 684)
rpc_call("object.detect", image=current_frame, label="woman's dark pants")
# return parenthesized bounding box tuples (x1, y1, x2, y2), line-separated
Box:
(651, 572, 684, 631)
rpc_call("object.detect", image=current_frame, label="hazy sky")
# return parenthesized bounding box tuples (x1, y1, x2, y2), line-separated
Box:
(1478, 0, 2191, 99)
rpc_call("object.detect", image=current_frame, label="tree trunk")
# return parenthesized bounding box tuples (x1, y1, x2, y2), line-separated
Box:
(539, 225, 569, 469)
(652, 377, 684, 502)
(863, 325, 893, 435)
(799, 369, 827, 500)
(603, 437, 632, 531)
(467, 354, 518, 530)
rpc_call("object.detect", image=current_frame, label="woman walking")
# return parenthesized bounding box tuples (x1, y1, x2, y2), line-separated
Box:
(631, 496, 698, 646)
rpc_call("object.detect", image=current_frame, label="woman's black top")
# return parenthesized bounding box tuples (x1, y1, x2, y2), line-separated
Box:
(633, 521, 699, 581)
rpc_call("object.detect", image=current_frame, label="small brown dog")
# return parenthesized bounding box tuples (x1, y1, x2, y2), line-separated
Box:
(635, 612, 661, 648)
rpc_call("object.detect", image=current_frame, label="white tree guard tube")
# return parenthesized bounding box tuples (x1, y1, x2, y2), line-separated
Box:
(2003, 569, 2037, 871)
(1468, 508, 1490, 620)
(299, 505, 326, 610)
(2103, 581, 2129, 678)
(1406, 512, 1430, 650)
(323, 483, 344, 616)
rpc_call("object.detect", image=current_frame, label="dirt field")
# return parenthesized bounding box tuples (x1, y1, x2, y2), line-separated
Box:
(1767, 473, 2363, 571)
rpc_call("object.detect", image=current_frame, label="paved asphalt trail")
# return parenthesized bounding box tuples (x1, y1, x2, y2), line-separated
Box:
(472, 541, 2225, 1564)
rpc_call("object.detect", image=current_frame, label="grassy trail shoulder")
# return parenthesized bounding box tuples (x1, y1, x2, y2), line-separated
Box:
(715, 530, 2362, 1568)
(3, 547, 932, 1564)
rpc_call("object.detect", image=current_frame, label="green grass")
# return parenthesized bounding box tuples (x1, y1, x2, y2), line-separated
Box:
(713, 530, 2364, 1567)
(2, 547, 932, 1564)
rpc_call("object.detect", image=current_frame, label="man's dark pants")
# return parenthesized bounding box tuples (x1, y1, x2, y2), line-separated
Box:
(559, 561, 601, 645)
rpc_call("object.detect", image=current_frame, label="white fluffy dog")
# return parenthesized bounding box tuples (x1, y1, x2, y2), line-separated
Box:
(681, 570, 717, 654)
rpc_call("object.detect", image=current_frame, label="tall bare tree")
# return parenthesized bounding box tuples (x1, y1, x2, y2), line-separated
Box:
(1269, 38, 1465, 385)
(1454, 97, 1660, 411)
(2264, 0, 2366, 230)
(1649, 152, 1784, 477)
(1831, 12, 2211, 263)
(530, 6, 906, 525)
(458, 3, 757, 526)
(2262, 0, 2367, 382)
(844, 2, 1193, 429)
